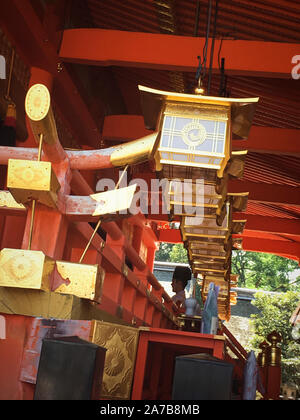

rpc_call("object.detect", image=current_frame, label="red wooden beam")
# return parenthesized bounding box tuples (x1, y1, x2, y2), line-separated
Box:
(102, 115, 300, 157)
(68, 180, 300, 212)
(154, 213, 300, 238)
(0, 129, 157, 170)
(233, 214, 300, 237)
(233, 126, 300, 157)
(158, 229, 182, 244)
(157, 228, 283, 244)
(0, 146, 113, 170)
(59, 28, 300, 78)
(241, 237, 300, 261)
(0, 145, 114, 172)
(0, 147, 39, 165)
(102, 115, 152, 142)
(228, 180, 300, 207)
(158, 228, 300, 261)
(4, 189, 299, 239)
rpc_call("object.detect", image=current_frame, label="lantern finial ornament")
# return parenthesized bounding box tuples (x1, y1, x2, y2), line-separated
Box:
(267, 331, 282, 367)
(257, 340, 270, 367)
(194, 86, 205, 95)
(194, 73, 205, 95)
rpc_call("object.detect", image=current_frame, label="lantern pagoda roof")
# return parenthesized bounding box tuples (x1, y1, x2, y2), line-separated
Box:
(138, 85, 259, 140)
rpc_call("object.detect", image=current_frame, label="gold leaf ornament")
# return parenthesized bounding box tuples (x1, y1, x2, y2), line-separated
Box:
(9, 255, 35, 280)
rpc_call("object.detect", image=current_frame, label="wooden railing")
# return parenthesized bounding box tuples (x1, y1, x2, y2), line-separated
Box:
(73, 221, 179, 329)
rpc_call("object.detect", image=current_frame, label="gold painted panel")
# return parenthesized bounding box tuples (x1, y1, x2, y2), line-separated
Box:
(90, 320, 139, 400)
(0, 191, 26, 211)
(0, 287, 136, 323)
(164, 101, 229, 120)
(110, 133, 159, 167)
(7, 159, 60, 208)
(53, 261, 104, 302)
(0, 248, 54, 291)
(0, 287, 81, 319)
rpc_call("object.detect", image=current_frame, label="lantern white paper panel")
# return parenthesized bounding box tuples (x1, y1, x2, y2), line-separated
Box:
(159, 115, 227, 168)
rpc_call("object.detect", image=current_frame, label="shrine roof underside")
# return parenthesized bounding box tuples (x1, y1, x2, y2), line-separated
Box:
(0, 0, 299, 263)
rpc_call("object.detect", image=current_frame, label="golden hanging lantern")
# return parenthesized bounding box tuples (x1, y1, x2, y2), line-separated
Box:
(180, 202, 231, 244)
(137, 85, 258, 323)
(139, 85, 258, 180)
(168, 179, 226, 219)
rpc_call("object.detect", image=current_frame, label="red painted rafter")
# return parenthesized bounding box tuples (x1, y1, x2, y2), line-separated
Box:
(178, 1, 299, 43)
(227, 76, 300, 110)
(242, 202, 300, 219)
(233, 214, 300, 237)
(241, 237, 300, 261)
(228, 180, 300, 207)
(59, 28, 300, 78)
(243, 155, 300, 187)
(102, 115, 152, 142)
(218, 0, 300, 27)
(88, 0, 159, 33)
(247, 0, 300, 15)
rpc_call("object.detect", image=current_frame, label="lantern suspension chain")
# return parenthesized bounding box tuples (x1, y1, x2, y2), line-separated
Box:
(193, 0, 201, 37)
(207, 0, 219, 95)
(202, 0, 213, 79)
(195, 0, 213, 94)
(195, 0, 221, 96)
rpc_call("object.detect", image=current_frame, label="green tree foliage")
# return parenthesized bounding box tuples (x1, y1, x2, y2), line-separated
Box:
(231, 250, 299, 291)
(155, 242, 173, 262)
(156, 245, 299, 292)
(155, 242, 188, 263)
(250, 291, 300, 387)
(169, 243, 189, 263)
(250, 291, 300, 356)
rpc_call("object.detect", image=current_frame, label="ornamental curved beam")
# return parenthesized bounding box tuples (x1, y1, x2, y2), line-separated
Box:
(0, 132, 159, 170)
(67, 132, 159, 170)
